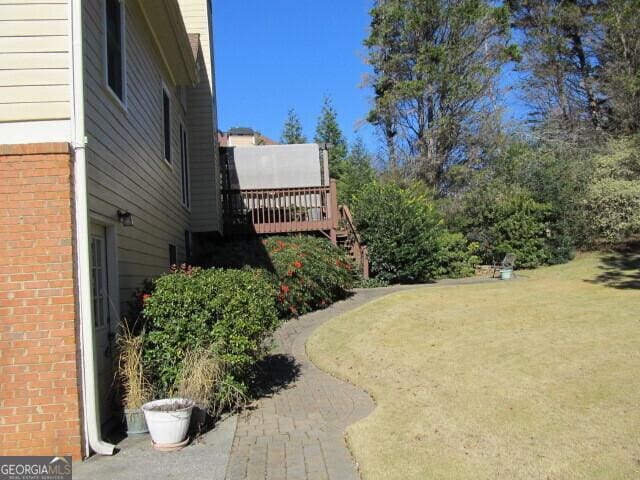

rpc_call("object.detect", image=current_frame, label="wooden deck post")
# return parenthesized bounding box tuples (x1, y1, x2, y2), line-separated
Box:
(322, 149, 330, 186)
(362, 246, 370, 279)
(329, 179, 339, 245)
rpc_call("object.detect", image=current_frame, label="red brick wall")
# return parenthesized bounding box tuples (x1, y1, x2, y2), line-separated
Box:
(0, 143, 84, 460)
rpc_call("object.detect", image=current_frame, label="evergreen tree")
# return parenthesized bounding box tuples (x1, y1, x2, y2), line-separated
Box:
(599, 0, 640, 133)
(280, 109, 307, 144)
(508, 0, 606, 129)
(365, 0, 517, 188)
(338, 138, 377, 204)
(314, 97, 348, 178)
(508, 0, 640, 134)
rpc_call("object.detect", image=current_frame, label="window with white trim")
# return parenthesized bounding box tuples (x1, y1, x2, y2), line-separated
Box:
(162, 89, 171, 164)
(105, 0, 125, 101)
(180, 124, 190, 208)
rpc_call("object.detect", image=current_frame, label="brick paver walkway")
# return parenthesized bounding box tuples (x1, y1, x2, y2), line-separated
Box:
(225, 279, 496, 480)
(225, 287, 412, 480)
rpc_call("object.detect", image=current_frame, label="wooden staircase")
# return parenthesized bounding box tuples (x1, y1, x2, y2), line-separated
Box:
(335, 204, 370, 279)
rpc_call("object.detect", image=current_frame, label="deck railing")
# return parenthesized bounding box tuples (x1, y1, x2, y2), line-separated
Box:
(222, 180, 339, 235)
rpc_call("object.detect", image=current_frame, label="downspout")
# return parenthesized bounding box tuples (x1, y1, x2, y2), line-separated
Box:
(70, 0, 115, 456)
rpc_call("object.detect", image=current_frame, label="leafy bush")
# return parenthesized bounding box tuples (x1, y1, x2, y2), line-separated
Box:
(351, 182, 443, 282)
(584, 138, 640, 243)
(433, 231, 480, 278)
(142, 266, 279, 395)
(502, 141, 593, 252)
(263, 236, 355, 317)
(446, 139, 591, 262)
(465, 187, 552, 268)
(586, 179, 640, 243)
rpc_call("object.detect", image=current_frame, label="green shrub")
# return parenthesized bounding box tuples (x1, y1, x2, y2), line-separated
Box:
(263, 236, 355, 317)
(585, 179, 640, 242)
(545, 233, 576, 265)
(433, 231, 480, 278)
(351, 182, 443, 282)
(142, 266, 279, 395)
(465, 187, 552, 268)
(584, 138, 640, 243)
(452, 139, 591, 259)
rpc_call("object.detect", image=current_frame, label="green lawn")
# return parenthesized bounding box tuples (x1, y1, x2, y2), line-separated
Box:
(307, 253, 640, 479)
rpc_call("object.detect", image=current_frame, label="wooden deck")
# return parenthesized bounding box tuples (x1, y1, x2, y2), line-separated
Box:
(221, 179, 369, 278)
(222, 180, 339, 236)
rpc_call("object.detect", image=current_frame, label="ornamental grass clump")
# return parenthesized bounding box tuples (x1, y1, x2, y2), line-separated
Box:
(174, 349, 223, 412)
(173, 348, 247, 417)
(263, 236, 356, 317)
(116, 321, 152, 410)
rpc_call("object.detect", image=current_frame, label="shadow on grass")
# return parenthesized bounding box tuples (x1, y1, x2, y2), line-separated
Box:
(248, 353, 301, 401)
(586, 241, 640, 290)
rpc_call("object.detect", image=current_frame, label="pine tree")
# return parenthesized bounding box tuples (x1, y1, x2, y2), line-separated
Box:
(280, 109, 307, 144)
(338, 138, 376, 204)
(599, 0, 640, 133)
(508, 0, 640, 134)
(314, 97, 348, 178)
(365, 0, 517, 188)
(508, 0, 606, 129)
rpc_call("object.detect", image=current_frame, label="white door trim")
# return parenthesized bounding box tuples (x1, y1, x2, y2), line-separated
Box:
(90, 216, 120, 323)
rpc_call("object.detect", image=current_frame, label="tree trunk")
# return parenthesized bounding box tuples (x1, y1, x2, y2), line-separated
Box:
(381, 113, 398, 172)
(569, 31, 602, 128)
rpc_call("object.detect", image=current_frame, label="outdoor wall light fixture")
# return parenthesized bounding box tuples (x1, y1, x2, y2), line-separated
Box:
(117, 210, 134, 227)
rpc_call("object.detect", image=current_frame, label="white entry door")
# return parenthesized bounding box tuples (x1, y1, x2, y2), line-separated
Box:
(89, 224, 115, 424)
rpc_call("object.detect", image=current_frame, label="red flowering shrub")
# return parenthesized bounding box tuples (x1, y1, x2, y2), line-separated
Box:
(264, 236, 356, 317)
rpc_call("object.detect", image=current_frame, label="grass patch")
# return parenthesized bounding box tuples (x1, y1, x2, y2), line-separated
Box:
(307, 253, 640, 479)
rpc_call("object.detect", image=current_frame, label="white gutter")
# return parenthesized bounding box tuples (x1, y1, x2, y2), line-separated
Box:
(70, 0, 115, 457)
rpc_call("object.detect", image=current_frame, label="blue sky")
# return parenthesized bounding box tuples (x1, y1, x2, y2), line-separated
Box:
(212, 0, 376, 147)
(212, 1, 527, 152)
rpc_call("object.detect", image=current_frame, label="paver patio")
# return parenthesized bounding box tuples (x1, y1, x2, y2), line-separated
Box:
(225, 279, 494, 480)
(73, 279, 495, 480)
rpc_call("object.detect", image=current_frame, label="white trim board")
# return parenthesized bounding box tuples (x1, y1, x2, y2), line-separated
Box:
(0, 119, 71, 144)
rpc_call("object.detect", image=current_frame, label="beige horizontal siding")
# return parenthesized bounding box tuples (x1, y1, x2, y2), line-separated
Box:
(177, 0, 221, 232)
(0, 2, 69, 122)
(0, 101, 67, 121)
(0, 69, 68, 86)
(0, 3, 66, 20)
(187, 73, 221, 232)
(0, 19, 68, 36)
(177, 0, 213, 90)
(0, 84, 68, 102)
(0, 0, 65, 3)
(83, 0, 195, 312)
(0, 52, 68, 69)
(0, 35, 67, 53)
